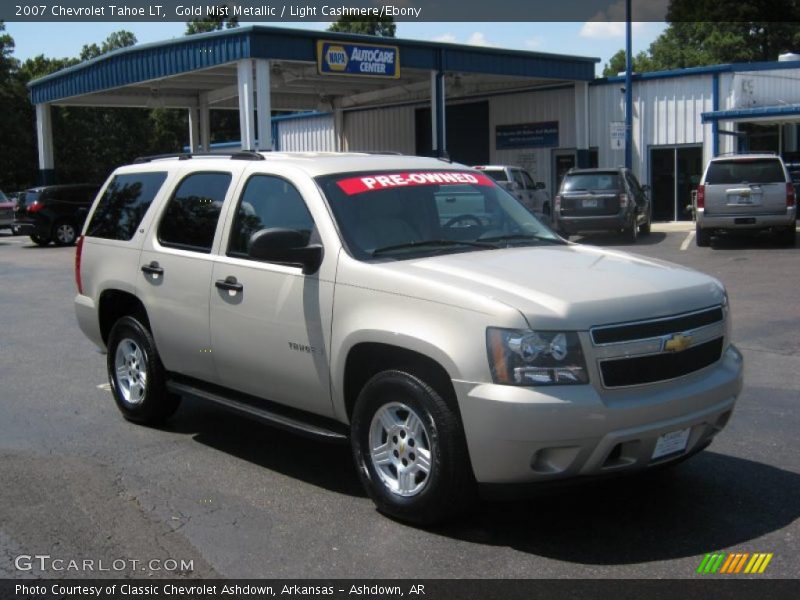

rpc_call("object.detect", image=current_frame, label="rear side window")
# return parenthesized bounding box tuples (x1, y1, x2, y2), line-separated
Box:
(86, 173, 167, 241)
(158, 172, 231, 253)
(228, 175, 314, 257)
(705, 159, 786, 185)
(562, 172, 620, 192)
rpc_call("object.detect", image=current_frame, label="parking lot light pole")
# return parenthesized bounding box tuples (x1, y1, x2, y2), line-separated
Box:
(625, 0, 633, 169)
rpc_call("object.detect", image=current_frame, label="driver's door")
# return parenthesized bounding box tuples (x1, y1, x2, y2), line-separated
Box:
(209, 173, 334, 417)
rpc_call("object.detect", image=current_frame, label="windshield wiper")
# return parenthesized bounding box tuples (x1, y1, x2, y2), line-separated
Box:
(372, 239, 496, 256)
(478, 233, 564, 245)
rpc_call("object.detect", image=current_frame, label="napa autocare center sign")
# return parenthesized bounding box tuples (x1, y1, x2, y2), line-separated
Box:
(317, 41, 400, 79)
(496, 121, 559, 149)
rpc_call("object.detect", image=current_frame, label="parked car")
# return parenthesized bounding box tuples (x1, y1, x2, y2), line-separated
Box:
(0, 190, 15, 233)
(553, 167, 652, 242)
(75, 151, 742, 524)
(695, 154, 797, 247)
(14, 184, 100, 246)
(473, 165, 551, 219)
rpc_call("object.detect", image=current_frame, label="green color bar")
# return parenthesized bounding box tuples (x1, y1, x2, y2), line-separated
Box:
(697, 554, 713, 574)
(711, 553, 727, 573)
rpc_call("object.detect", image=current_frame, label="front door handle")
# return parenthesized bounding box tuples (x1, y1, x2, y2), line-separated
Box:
(141, 261, 164, 276)
(215, 276, 243, 292)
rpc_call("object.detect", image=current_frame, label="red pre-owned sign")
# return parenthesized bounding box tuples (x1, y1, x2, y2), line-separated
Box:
(336, 171, 495, 196)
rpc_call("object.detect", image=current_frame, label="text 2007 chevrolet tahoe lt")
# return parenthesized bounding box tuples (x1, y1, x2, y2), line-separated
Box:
(74, 152, 743, 524)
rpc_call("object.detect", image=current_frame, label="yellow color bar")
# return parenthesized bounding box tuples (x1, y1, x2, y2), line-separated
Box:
(758, 554, 773, 573)
(745, 554, 764, 573)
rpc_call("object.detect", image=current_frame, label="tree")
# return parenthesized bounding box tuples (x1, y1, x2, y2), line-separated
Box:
(327, 15, 396, 37)
(606, 0, 800, 75)
(80, 30, 137, 60)
(185, 4, 239, 35)
(602, 49, 653, 77)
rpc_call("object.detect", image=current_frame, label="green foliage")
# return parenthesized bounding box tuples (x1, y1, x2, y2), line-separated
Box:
(0, 28, 192, 190)
(327, 16, 396, 37)
(185, 4, 239, 35)
(606, 1, 800, 76)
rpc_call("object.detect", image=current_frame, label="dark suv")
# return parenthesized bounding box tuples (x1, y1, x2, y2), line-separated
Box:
(553, 168, 651, 242)
(14, 184, 100, 246)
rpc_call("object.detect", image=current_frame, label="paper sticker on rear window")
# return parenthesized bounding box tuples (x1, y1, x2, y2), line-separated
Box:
(336, 171, 494, 196)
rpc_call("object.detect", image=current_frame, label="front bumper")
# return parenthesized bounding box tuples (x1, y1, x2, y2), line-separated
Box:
(453, 344, 743, 484)
(697, 207, 796, 231)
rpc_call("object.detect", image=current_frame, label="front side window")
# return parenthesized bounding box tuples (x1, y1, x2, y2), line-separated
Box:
(228, 175, 315, 257)
(316, 170, 562, 261)
(158, 172, 231, 253)
(86, 172, 168, 241)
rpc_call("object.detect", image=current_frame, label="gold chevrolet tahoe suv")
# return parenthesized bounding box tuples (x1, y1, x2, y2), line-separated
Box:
(74, 151, 743, 524)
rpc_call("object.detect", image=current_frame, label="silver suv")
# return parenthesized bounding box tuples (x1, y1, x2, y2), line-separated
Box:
(75, 152, 743, 524)
(695, 153, 797, 247)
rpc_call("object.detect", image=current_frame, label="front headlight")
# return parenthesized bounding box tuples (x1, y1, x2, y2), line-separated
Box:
(486, 327, 589, 386)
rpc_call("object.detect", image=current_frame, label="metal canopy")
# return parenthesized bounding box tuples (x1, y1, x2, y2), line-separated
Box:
(28, 25, 598, 110)
(702, 104, 800, 124)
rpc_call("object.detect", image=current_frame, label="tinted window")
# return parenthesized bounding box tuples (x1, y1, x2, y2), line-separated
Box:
(435, 185, 487, 220)
(228, 175, 314, 257)
(158, 172, 231, 253)
(520, 171, 536, 189)
(483, 169, 508, 182)
(705, 159, 786, 185)
(87, 173, 167, 241)
(0, 190, 7, 202)
(562, 172, 621, 192)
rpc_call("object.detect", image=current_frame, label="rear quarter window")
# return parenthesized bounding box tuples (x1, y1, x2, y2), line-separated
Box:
(705, 159, 786, 185)
(86, 172, 168, 241)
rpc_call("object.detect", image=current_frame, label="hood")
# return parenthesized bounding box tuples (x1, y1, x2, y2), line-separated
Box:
(380, 244, 725, 330)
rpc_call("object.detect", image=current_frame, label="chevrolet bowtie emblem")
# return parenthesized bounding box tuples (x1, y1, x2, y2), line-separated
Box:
(664, 333, 693, 353)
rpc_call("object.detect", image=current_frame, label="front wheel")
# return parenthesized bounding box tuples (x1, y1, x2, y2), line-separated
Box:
(106, 315, 181, 425)
(53, 221, 78, 246)
(350, 370, 475, 525)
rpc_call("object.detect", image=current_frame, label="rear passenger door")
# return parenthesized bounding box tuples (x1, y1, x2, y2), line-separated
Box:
(209, 173, 335, 417)
(137, 171, 235, 383)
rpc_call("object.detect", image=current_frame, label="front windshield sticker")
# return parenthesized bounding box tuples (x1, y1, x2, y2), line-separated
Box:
(336, 171, 494, 196)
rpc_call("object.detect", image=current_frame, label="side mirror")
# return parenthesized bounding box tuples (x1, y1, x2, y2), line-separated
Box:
(535, 182, 546, 190)
(248, 228, 323, 275)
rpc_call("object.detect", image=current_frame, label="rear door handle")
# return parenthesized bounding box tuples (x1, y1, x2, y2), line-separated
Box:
(215, 276, 243, 292)
(141, 261, 164, 276)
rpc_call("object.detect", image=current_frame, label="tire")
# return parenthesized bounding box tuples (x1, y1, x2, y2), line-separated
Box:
(623, 218, 638, 243)
(30, 233, 50, 246)
(695, 224, 711, 247)
(106, 315, 181, 425)
(639, 210, 651, 235)
(53, 220, 78, 246)
(350, 370, 475, 525)
(778, 222, 796, 247)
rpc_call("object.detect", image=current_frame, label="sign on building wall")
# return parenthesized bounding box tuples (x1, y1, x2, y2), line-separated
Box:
(317, 40, 400, 79)
(496, 122, 559, 149)
(610, 121, 625, 150)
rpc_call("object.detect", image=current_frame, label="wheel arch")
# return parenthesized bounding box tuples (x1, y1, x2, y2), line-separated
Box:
(98, 289, 151, 345)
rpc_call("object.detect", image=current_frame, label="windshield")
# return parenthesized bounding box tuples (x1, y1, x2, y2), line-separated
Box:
(562, 172, 620, 192)
(316, 169, 562, 260)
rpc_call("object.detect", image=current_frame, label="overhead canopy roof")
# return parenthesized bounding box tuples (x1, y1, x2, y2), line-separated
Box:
(702, 104, 800, 124)
(28, 25, 599, 112)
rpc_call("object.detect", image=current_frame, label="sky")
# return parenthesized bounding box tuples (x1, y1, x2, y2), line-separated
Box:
(5, 21, 667, 76)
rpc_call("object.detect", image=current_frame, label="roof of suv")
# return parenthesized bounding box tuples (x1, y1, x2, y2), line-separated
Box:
(117, 152, 468, 178)
(709, 153, 781, 162)
(566, 167, 626, 174)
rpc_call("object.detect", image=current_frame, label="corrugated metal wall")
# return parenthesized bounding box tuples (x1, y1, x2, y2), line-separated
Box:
(590, 75, 714, 185)
(275, 114, 337, 152)
(342, 106, 416, 154)
(490, 87, 577, 192)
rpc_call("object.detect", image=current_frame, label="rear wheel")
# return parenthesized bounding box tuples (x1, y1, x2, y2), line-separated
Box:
(778, 221, 796, 247)
(695, 224, 711, 247)
(53, 220, 78, 246)
(639, 208, 652, 235)
(30, 233, 50, 246)
(350, 370, 475, 525)
(106, 315, 180, 425)
(623, 219, 638, 243)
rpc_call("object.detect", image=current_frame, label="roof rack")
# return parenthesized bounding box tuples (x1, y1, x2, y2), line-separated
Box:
(715, 151, 778, 157)
(361, 151, 404, 156)
(133, 150, 266, 163)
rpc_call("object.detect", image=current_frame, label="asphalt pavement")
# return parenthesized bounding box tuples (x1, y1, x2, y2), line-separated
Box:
(0, 224, 798, 579)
